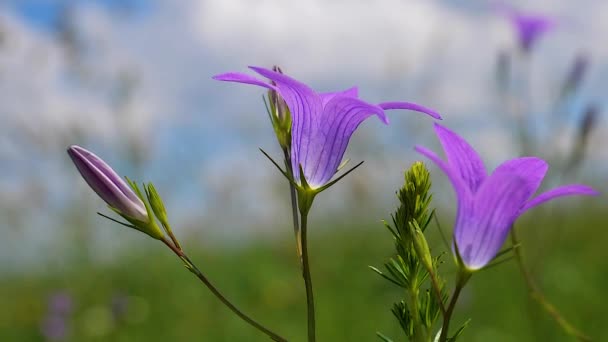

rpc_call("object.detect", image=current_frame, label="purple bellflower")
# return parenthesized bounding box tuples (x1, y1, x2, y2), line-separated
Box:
(415, 123, 598, 270)
(498, 4, 555, 53)
(213, 66, 441, 190)
(68, 145, 148, 222)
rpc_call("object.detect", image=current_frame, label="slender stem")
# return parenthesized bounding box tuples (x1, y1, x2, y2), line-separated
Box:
(283, 149, 302, 259)
(510, 228, 591, 342)
(161, 238, 288, 342)
(300, 212, 316, 342)
(164, 223, 182, 250)
(439, 271, 469, 342)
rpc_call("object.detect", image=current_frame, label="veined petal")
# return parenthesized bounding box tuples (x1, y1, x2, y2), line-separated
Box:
(433, 123, 487, 193)
(414, 145, 469, 200)
(520, 184, 599, 214)
(458, 172, 530, 270)
(68, 146, 148, 221)
(212, 72, 277, 91)
(492, 157, 548, 199)
(378, 102, 442, 120)
(319, 86, 358, 106)
(248, 66, 323, 184)
(304, 96, 385, 188)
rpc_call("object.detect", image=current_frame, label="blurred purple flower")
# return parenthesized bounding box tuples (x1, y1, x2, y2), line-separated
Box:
(48, 292, 73, 316)
(41, 292, 73, 341)
(416, 123, 598, 270)
(214, 66, 440, 189)
(67, 145, 148, 222)
(498, 4, 555, 53)
(41, 316, 68, 341)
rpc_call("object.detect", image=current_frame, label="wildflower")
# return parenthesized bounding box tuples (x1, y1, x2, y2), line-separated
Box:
(213, 66, 440, 190)
(498, 4, 555, 53)
(67, 145, 163, 239)
(415, 123, 598, 270)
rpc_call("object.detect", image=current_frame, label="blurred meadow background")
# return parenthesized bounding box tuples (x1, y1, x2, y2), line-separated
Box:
(1, 0, 607, 341)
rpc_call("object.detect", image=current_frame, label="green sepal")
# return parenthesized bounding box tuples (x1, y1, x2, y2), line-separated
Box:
(121, 177, 164, 240)
(145, 183, 171, 231)
(263, 93, 292, 151)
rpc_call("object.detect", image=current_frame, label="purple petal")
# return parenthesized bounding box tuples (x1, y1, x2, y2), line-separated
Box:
(378, 102, 442, 120)
(497, 3, 555, 52)
(247, 66, 324, 184)
(433, 123, 487, 193)
(492, 157, 548, 199)
(319, 86, 358, 106)
(212, 72, 277, 91)
(67, 146, 148, 221)
(303, 96, 386, 188)
(520, 184, 599, 214)
(414, 145, 469, 200)
(514, 15, 555, 51)
(457, 171, 531, 270)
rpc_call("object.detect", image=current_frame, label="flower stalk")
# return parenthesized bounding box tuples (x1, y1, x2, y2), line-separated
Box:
(299, 211, 316, 342)
(160, 237, 288, 342)
(510, 228, 591, 342)
(438, 269, 471, 342)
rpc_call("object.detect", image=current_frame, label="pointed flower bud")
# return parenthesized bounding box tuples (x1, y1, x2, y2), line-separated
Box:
(409, 221, 434, 273)
(267, 66, 292, 151)
(68, 145, 148, 221)
(67, 145, 164, 240)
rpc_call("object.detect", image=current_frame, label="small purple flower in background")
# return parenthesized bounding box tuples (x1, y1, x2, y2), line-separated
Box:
(68, 145, 148, 222)
(40, 292, 73, 341)
(213, 66, 440, 189)
(415, 123, 598, 270)
(497, 3, 555, 53)
(48, 292, 73, 316)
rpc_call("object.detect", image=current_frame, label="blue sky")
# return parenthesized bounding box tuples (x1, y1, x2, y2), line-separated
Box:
(0, 0, 606, 268)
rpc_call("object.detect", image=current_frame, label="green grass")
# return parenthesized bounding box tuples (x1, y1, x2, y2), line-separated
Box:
(0, 206, 605, 341)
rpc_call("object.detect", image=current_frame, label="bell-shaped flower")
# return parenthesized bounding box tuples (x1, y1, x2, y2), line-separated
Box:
(498, 4, 555, 53)
(415, 123, 598, 270)
(213, 66, 440, 190)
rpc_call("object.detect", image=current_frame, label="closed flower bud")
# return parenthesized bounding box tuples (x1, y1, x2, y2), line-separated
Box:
(68, 145, 148, 222)
(67, 145, 164, 240)
(409, 221, 433, 272)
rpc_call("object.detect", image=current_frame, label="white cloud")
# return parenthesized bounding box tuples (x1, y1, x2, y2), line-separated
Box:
(0, 0, 606, 252)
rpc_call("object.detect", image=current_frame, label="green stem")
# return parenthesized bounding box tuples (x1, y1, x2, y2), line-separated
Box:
(283, 149, 301, 259)
(439, 271, 470, 342)
(407, 285, 426, 342)
(510, 228, 591, 342)
(161, 238, 288, 342)
(300, 212, 316, 342)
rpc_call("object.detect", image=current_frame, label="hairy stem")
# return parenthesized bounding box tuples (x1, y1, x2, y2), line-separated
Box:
(300, 213, 316, 342)
(510, 228, 591, 342)
(161, 238, 288, 342)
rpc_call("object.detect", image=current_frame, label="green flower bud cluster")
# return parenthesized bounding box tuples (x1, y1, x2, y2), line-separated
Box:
(372, 162, 452, 342)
